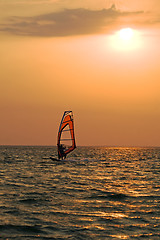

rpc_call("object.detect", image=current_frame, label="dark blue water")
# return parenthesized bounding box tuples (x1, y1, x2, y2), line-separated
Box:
(0, 146, 159, 239)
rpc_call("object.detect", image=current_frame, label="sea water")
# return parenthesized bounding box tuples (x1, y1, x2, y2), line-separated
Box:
(0, 146, 159, 239)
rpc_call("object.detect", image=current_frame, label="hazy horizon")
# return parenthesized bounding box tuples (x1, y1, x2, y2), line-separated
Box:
(0, 145, 159, 148)
(0, 0, 160, 147)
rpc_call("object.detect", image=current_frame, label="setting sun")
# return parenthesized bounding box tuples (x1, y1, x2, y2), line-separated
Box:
(109, 27, 142, 51)
(119, 28, 134, 41)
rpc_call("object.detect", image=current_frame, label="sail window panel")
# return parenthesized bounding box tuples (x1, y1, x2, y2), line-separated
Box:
(60, 124, 72, 149)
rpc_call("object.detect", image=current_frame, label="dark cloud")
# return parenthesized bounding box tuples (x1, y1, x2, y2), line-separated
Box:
(0, 5, 143, 37)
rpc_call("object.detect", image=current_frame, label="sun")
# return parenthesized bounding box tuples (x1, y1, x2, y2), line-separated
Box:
(119, 28, 134, 41)
(109, 27, 142, 51)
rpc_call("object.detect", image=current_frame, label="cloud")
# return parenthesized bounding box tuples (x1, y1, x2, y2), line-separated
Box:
(0, 0, 58, 5)
(0, 5, 144, 37)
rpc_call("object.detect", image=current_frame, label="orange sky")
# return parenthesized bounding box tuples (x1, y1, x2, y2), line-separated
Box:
(0, 0, 160, 146)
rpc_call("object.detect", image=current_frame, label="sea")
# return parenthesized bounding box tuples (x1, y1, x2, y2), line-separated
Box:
(0, 146, 159, 240)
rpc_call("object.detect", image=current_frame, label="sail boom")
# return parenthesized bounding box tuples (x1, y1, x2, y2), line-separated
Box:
(60, 138, 75, 141)
(62, 129, 74, 132)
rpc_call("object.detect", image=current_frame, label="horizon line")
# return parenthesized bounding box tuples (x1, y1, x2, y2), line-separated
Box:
(0, 144, 159, 148)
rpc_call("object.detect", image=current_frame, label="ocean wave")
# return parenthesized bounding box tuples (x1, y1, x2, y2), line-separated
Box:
(88, 190, 129, 201)
(0, 146, 159, 239)
(0, 224, 45, 234)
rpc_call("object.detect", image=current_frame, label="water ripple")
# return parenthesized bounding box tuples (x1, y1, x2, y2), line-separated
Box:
(0, 146, 159, 239)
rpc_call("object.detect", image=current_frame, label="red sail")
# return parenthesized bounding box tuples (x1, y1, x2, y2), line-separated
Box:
(57, 111, 76, 159)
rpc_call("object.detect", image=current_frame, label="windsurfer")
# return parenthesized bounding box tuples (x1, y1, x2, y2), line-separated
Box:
(58, 144, 66, 160)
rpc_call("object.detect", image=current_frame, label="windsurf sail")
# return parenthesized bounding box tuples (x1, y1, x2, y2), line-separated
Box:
(57, 111, 76, 159)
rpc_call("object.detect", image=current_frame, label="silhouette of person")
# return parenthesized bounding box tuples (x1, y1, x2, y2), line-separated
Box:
(59, 144, 66, 160)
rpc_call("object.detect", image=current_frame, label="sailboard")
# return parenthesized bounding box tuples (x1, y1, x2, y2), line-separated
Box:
(50, 111, 76, 161)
